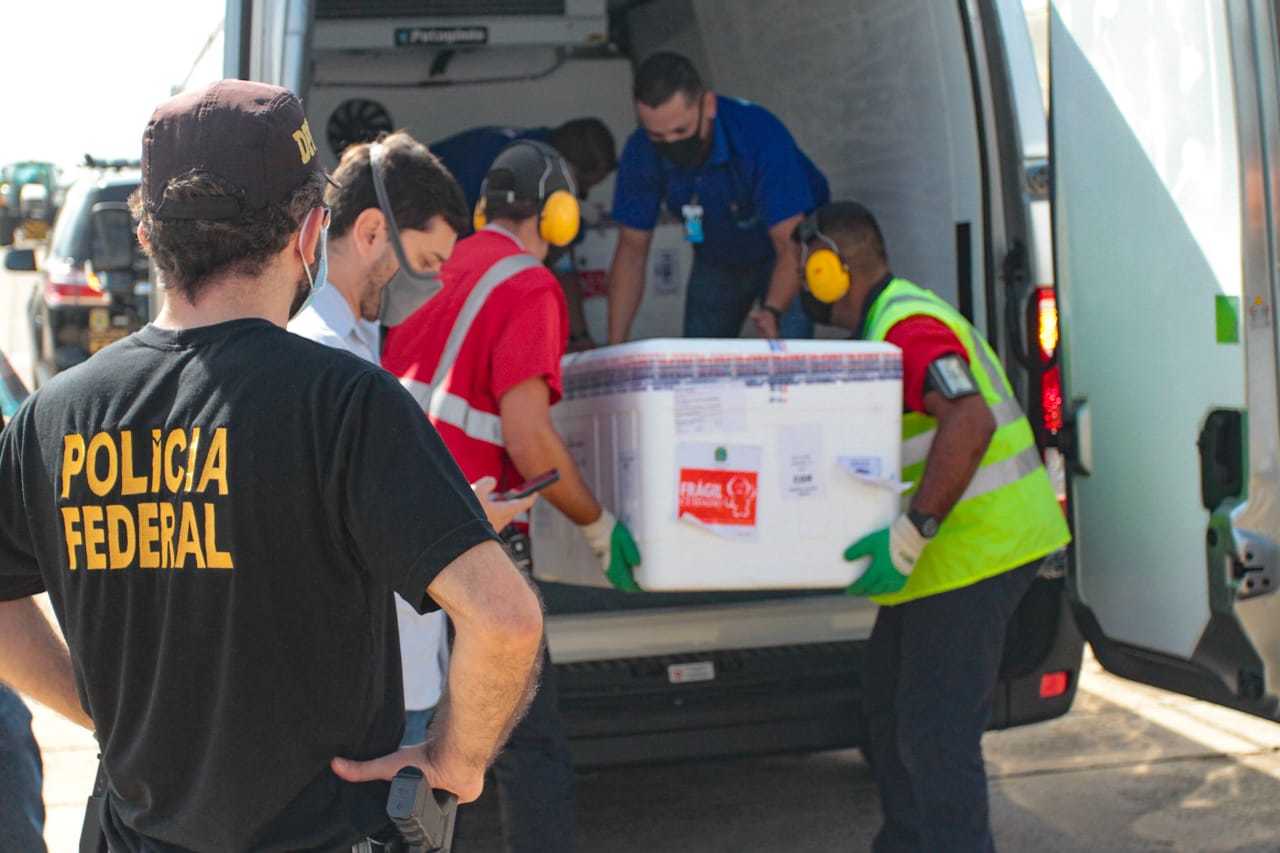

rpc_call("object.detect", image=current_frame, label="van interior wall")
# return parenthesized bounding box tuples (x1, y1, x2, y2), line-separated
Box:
(627, 0, 986, 312)
(307, 50, 636, 204)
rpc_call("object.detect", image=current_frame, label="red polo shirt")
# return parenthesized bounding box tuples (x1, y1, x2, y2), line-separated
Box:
(382, 227, 569, 490)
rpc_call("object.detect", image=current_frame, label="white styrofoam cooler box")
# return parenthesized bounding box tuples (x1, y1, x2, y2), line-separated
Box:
(573, 223, 691, 342)
(531, 339, 904, 591)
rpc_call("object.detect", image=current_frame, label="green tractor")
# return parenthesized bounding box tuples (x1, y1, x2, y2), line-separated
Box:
(0, 161, 59, 247)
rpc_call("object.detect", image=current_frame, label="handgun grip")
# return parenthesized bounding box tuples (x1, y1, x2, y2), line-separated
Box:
(387, 766, 458, 853)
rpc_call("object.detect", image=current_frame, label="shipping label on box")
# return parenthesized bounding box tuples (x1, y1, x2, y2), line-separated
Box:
(777, 423, 825, 500)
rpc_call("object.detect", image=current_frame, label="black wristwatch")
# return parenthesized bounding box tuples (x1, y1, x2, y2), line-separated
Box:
(761, 304, 784, 324)
(907, 508, 941, 539)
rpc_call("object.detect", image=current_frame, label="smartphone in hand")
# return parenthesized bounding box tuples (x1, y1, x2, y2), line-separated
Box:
(495, 469, 560, 501)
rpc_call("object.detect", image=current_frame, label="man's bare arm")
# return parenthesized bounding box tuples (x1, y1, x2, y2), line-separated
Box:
(501, 376, 603, 525)
(555, 267, 594, 348)
(422, 541, 544, 777)
(0, 596, 93, 730)
(751, 213, 805, 338)
(912, 391, 996, 519)
(606, 225, 653, 345)
(331, 541, 543, 802)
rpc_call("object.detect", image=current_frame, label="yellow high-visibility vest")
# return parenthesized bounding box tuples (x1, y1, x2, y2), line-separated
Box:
(864, 278, 1071, 605)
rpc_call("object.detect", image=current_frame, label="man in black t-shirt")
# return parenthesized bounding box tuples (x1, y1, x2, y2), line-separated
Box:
(0, 80, 544, 851)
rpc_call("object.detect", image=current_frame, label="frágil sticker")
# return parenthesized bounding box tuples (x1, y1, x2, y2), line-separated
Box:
(675, 443, 762, 540)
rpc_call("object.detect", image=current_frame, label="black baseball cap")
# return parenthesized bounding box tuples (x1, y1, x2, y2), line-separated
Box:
(482, 140, 577, 204)
(142, 79, 330, 221)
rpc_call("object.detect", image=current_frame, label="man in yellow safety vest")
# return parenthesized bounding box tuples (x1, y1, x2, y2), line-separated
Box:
(795, 201, 1071, 852)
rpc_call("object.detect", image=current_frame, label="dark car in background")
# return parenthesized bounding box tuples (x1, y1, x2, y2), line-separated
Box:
(24, 162, 149, 387)
(0, 160, 60, 246)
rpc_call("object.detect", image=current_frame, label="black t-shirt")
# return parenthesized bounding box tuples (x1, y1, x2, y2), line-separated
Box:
(0, 319, 497, 851)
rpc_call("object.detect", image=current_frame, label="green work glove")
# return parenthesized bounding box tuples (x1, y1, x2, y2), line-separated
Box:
(843, 515, 929, 597)
(579, 509, 643, 592)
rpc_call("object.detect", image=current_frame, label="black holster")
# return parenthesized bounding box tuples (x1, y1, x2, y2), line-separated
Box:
(79, 762, 108, 853)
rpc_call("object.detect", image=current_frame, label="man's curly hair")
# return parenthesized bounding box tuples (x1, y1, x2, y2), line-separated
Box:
(129, 170, 327, 304)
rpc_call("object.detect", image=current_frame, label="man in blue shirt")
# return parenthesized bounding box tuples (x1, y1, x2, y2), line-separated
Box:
(431, 119, 617, 211)
(607, 52, 830, 342)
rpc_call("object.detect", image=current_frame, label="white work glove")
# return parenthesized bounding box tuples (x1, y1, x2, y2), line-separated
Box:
(889, 514, 930, 574)
(578, 508, 643, 592)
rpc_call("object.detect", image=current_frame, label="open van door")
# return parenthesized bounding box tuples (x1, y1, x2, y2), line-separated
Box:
(1051, 0, 1280, 718)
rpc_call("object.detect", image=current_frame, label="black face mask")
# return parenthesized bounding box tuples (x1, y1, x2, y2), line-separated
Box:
(799, 288, 833, 326)
(654, 102, 711, 169)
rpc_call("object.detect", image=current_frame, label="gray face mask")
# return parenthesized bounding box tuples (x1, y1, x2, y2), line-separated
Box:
(379, 267, 442, 327)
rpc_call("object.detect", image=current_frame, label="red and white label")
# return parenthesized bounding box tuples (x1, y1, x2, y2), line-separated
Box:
(678, 468, 759, 527)
(668, 661, 716, 684)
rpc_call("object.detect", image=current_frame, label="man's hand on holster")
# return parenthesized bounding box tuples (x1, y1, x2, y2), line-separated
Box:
(332, 739, 485, 804)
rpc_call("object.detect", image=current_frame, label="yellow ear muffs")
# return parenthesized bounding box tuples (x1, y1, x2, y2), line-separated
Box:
(539, 189, 581, 247)
(472, 196, 488, 233)
(804, 247, 851, 303)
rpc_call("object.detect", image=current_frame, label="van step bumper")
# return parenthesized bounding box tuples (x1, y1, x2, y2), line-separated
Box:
(554, 641, 867, 767)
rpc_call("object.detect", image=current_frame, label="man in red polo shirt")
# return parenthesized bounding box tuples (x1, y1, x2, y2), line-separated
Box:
(382, 140, 641, 853)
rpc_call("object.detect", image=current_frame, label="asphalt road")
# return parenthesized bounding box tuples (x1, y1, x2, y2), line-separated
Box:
(6, 252, 1280, 852)
(26, 650, 1280, 853)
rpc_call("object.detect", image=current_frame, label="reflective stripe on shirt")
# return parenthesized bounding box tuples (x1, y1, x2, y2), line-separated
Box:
(402, 251, 541, 447)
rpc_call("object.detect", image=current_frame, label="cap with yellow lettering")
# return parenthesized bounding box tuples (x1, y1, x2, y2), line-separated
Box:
(142, 79, 328, 221)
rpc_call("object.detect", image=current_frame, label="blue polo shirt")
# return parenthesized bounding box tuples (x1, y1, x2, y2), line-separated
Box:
(430, 125, 553, 211)
(611, 96, 829, 267)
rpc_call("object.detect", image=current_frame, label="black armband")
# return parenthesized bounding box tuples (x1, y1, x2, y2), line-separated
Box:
(924, 355, 980, 400)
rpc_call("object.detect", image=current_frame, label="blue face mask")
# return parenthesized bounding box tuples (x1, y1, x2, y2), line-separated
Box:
(290, 212, 329, 319)
(312, 224, 329, 294)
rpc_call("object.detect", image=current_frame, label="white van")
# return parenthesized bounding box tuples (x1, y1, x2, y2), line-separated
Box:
(226, 0, 1280, 764)
(1051, 0, 1280, 717)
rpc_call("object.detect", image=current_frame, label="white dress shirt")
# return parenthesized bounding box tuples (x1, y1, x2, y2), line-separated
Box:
(289, 282, 450, 712)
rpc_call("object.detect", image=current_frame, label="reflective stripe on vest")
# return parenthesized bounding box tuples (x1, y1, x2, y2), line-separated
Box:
(863, 278, 1071, 606)
(901, 397, 1025, 468)
(958, 444, 1043, 502)
(398, 253, 541, 448)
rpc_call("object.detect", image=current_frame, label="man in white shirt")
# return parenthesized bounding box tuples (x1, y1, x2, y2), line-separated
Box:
(290, 130, 537, 743)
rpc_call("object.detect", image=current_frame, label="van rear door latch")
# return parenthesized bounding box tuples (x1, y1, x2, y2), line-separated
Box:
(1230, 525, 1278, 601)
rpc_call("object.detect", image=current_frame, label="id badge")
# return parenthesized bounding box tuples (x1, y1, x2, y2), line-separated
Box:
(681, 203, 705, 244)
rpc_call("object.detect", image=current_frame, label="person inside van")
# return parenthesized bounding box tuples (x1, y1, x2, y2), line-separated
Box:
(430, 118, 618, 212)
(382, 139, 644, 853)
(430, 118, 619, 351)
(605, 51, 830, 343)
(797, 201, 1070, 853)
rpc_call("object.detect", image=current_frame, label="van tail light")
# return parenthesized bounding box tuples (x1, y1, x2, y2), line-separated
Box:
(1036, 287, 1062, 433)
(1039, 670, 1071, 700)
(1034, 286, 1068, 513)
(43, 259, 110, 308)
